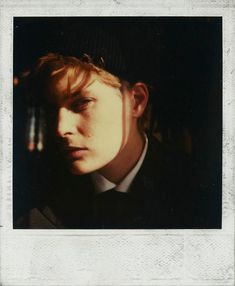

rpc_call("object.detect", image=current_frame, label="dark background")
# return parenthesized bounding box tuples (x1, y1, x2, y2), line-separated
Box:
(13, 17, 222, 228)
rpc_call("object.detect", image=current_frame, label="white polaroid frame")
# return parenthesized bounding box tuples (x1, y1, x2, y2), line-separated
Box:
(0, 1, 234, 285)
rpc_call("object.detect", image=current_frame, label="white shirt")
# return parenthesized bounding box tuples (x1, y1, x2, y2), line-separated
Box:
(91, 135, 148, 194)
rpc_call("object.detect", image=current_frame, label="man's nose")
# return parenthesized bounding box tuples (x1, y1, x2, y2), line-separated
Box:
(56, 107, 77, 138)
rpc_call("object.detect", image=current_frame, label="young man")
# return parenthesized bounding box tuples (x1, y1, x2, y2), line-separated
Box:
(15, 25, 193, 229)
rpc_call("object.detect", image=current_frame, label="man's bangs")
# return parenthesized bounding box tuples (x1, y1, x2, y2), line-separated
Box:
(31, 53, 122, 104)
(68, 66, 92, 96)
(49, 65, 91, 99)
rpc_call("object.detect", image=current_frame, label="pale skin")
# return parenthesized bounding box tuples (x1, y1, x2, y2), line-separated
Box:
(51, 71, 149, 184)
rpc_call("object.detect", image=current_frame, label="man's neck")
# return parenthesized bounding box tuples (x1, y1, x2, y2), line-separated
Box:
(99, 130, 145, 184)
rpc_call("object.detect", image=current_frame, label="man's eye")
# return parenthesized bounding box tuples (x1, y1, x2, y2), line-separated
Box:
(70, 99, 92, 112)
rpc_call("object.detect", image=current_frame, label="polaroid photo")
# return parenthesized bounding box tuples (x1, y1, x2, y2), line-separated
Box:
(0, 1, 234, 285)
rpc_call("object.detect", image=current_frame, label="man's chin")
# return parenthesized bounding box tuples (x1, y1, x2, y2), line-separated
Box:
(66, 158, 111, 175)
(67, 161, 94, 175)
(69, 166, 89, 175)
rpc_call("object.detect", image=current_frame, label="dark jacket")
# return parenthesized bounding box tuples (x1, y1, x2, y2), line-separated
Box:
(14, 137, 203, 229)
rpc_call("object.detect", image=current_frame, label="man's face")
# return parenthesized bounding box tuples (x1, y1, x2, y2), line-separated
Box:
(50, 71, 133, 175)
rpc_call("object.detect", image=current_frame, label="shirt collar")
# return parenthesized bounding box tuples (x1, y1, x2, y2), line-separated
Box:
(91, 135, 148, 194)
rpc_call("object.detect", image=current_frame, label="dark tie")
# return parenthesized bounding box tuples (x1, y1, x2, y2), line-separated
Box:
(93, 189, 129, 228)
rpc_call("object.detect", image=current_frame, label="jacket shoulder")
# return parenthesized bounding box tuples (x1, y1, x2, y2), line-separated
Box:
(14, 206, 63, 229)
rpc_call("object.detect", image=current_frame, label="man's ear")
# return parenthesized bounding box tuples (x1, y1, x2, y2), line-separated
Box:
(131, 82, 149, 118)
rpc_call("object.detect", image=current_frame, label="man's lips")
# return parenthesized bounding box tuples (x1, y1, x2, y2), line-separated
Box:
(63, 146, 88, 160)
